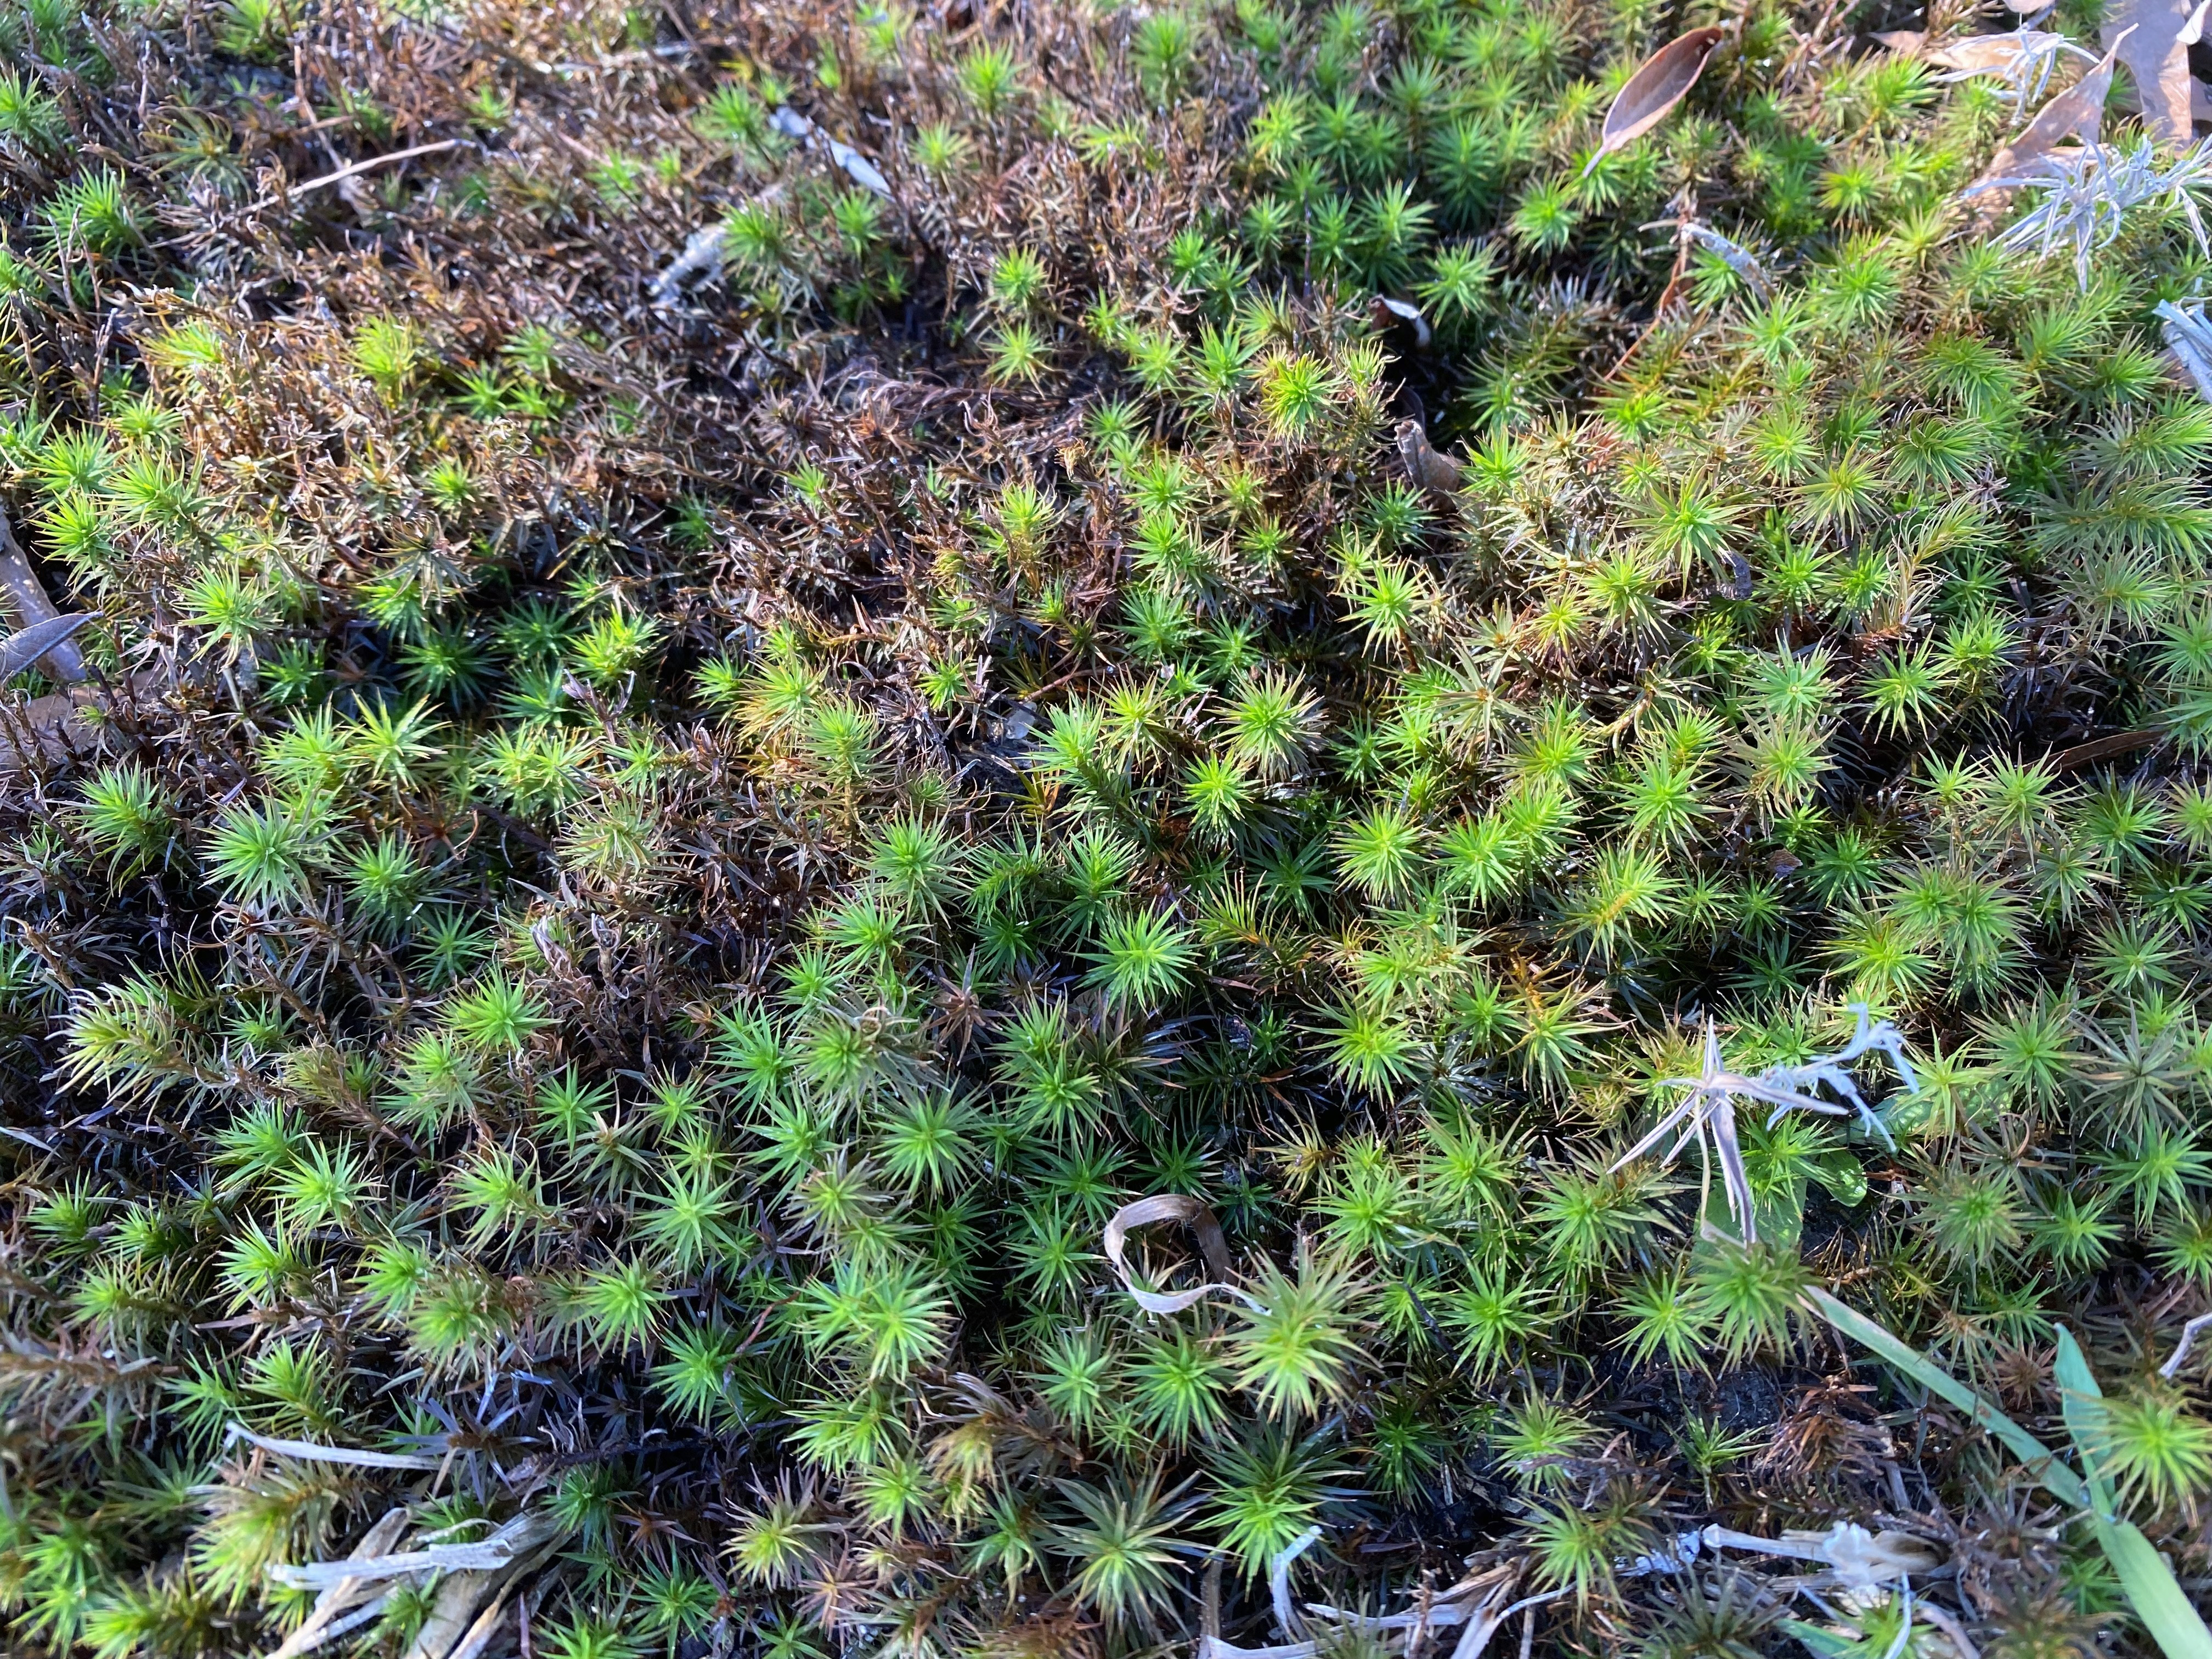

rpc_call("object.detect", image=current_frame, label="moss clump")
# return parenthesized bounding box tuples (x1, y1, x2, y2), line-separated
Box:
(2, 0, 2212, 1655)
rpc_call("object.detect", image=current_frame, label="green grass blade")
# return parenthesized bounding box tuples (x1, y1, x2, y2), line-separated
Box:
(1780, 1617, 1854, 1657)
(2053, 1325, 2119, 1515)
(2089, 1515, 2212, 1659)
(1813, 1300, 2212, 1659)
(1800, 1287, 2086, 1506)
(2057, 1327, 2212, 1659)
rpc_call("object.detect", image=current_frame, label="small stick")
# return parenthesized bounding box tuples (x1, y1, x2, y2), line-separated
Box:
(238, 139, 465, 215)
(2160, 1311, 2212, 1379)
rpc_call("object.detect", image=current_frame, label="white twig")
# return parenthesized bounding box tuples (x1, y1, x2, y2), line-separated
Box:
(650, 221, 731, 307)
(268, 1513, 552, 1592)
(768, 105, 891, 196)
(2160, 1311, 2212, 1378)
(241, 139, 466, 215)
(264, 1508, 410, 1659)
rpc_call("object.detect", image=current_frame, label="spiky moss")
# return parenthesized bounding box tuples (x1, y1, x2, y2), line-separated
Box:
(0, 0, 2210, 1652)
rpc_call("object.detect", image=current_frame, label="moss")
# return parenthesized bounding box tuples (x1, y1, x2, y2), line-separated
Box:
(4, 0, 2212, 1652)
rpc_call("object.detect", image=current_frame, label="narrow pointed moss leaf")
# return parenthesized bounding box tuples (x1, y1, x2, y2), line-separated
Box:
(2056, 1326, 2212, 1659)
(1800, 1287, 2086, 1506)
(1585, 28, 1725, 177)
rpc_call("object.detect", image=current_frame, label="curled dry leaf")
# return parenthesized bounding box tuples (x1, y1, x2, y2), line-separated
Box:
(1368, 294, 1431, 347)
(1101, 1193, 1258, 1315)
(0, 509, 84, 684)
(1584, 27, 1726, 177)
(1923, 30, 2075, 76)
(1396, 418, 1465, 493)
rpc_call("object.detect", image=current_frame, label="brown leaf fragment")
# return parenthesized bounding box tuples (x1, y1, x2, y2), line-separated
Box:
(0, 508, 83, 684)
(1926, 30, 2071, 75)
(1972, 27, 2130, 191)
(1585, 27, 1726, 177)
(2051, 727, 2159, 769)
(1875, 28, 1926, 53)
(1396, 419, 1465, 494)
(0, 614, 94, 683)
(2108, 0, 2194, 144)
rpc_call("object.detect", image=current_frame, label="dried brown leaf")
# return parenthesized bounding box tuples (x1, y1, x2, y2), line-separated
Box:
(0, 615, 94, 683)
(2107, 0, 2193, 143)
(1585, 27, 1726, 177)
(1973, 28, 2130, 189)
(1396, 419, 1464, 494)
(1927, 30, 2072, 74)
